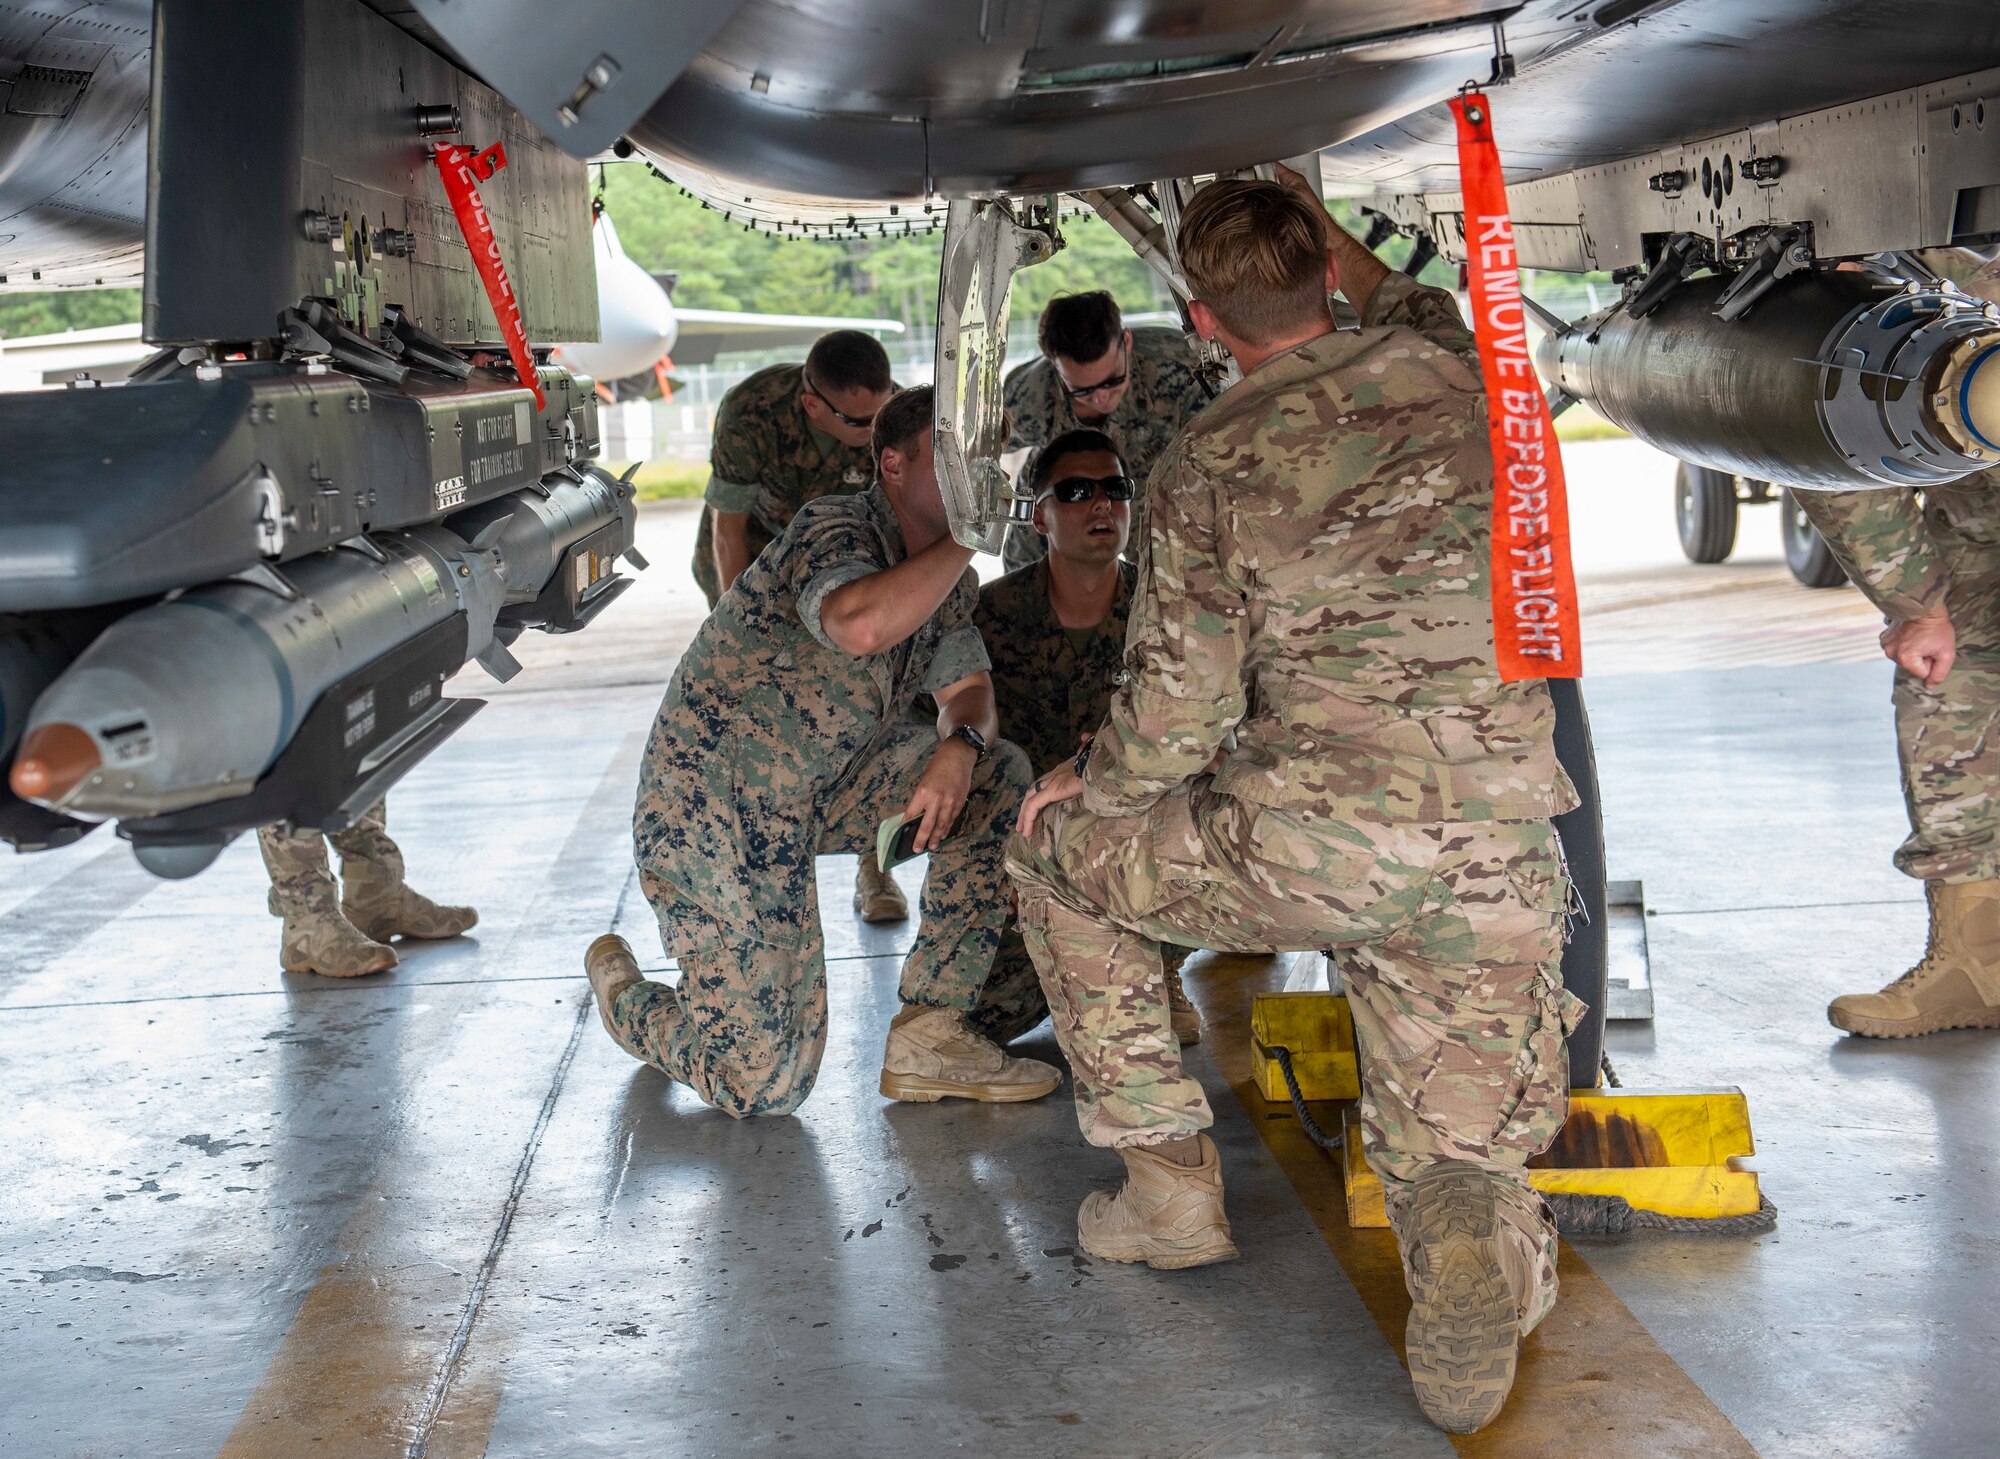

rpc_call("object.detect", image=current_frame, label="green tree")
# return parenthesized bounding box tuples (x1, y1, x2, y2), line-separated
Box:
(0, 288, 141, 338)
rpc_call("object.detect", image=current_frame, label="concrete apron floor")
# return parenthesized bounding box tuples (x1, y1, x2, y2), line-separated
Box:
(3, 479, 1999, 1457)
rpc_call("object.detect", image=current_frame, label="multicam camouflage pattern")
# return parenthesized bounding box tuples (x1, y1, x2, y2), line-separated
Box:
(1001, 327, 1209, 572)
(1800, 471, 2000, 882)
(1007, 788, 1575, 1327)
(1078, 272, 1578, 828)
(259, 798, 476, 948)
(258, 799, 398, 919)
(693, 362, 876, 605)
(977, 558, 1137, 777)
(631, 485, 1038, 1115)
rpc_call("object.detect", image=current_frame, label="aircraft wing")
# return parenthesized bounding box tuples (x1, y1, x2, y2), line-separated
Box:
(666, 308, 905, 366)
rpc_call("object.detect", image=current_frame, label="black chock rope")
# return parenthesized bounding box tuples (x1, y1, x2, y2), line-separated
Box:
(1267, 1044, 1343, 1151)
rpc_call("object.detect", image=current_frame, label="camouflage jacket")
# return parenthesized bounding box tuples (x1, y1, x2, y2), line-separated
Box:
(1080, 272, 1579, 831)
(643, 485, 988, 937)
(692, 362, 876, 603)
(1794, 471, 2000, 621)
(1002, 327, 1209, 570)
(976, 559, 1138, 777)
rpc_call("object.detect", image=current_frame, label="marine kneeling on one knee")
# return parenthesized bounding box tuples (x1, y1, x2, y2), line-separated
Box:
(1003, 169, 1583, 1436)
(586, 384, 1061, 1118)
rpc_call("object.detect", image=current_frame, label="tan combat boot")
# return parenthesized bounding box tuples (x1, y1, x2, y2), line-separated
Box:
(277, 885, 397, 978)
(1829, 879, 2000, 1038)
(1165, 963, 1201, 1046)
(1077, 1133, 1239, 1270)
(585, 933, 655, 1042)
(879, 1006, 1061, 1103)
(1403, 1161, 1523, 1435)
(341, 853, 478, 943)
(854, 855, 909, 923)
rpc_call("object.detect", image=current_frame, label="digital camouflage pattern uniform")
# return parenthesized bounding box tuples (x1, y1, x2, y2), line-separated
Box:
(693, 362, 876, 606)
(621, 485, 1038, 1117)
(1797, 471, 2000, 883)
(1001, 327, 1209, 573)
(973, 558, 1184, 1027)
(1006, 273, 1583, 1329)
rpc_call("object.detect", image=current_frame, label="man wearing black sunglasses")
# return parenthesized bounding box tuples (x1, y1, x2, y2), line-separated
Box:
(1001, 291, 1208, 572)
(693, 330, 894, 608)
(971, 428, 1202, 1047)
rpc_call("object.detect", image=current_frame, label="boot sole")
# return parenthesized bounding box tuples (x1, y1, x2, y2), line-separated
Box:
(855, 900, 909, 924)
(1405, 1170, 1519, 1435)
(1171, 1023, 1202, 1047)
(1081, 1229, 1240, 1270)
(878, 1071, 1060, 1104)
(1829, 1006, 2000, 1038)
(280, 956, 395, 978)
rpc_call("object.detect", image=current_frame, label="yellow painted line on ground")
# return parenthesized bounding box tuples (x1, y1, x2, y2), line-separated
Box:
(1192, 951, 1762, 1459)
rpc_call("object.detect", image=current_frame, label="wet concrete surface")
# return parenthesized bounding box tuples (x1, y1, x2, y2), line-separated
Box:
(3, 443, 1998, 1456)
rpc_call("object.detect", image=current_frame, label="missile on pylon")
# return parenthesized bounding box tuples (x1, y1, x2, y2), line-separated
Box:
(1535, 270, 2000, 490)
(7, 466, 638, 877)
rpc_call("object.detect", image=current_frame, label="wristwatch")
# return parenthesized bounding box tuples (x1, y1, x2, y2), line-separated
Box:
(947, 724, 988, 760)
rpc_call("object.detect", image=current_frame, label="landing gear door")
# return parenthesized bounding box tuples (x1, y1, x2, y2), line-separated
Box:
(933, 199, 1055, 553)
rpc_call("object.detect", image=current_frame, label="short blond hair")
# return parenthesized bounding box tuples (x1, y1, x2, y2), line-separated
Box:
(1177, 179, 1330, 345)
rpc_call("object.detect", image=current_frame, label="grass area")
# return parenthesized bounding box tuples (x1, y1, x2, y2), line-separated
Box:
(607, 459, 712, 501)
(1554, 405, 1630, 444)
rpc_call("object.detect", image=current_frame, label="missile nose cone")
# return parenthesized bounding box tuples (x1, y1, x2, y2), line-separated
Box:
(9, 723, 102, 804)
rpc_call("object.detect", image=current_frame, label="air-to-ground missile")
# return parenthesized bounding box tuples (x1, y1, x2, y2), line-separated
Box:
(0, 608, 130, 851)
(7, 466, 638, 877)
(1536, 270, 2000, 490)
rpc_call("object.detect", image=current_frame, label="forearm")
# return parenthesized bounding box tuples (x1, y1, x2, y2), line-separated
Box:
(820, 535, 977, 657)
(935, 678, 998, 742)
(712, 510, 754, 593)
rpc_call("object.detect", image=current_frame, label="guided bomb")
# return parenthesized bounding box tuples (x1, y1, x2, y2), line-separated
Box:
(8, 467, 637, 874)
(1536, 270, 2000, 491)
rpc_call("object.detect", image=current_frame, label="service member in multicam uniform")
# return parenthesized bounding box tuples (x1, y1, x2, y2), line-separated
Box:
(258, 800, 477, 977)
(1000, 290, 1208, 573)
(976, 426, 1202, 1047)
(1797, 457, 2000, 1039)
(692, 329, 909, 926)
(1006, 171, 1583, 1435)
(585, 386, 1060, 1117)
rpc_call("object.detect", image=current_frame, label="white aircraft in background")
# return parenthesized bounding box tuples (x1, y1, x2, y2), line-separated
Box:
(0, 205, 903, 396)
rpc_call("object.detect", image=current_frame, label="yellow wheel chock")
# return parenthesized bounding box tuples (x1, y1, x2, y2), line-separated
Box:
(1251, 991, 1761, 1229)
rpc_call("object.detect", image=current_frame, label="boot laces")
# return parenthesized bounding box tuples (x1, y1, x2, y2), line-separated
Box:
(1885, 891, 1949, 993)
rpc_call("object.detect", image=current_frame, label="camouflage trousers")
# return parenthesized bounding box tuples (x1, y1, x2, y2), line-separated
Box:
(1892, 552, 2000, 884)
(616, 721, 1041, 1117)
(257, 800, 399, 917)
(1007, 779, 1579, 1329)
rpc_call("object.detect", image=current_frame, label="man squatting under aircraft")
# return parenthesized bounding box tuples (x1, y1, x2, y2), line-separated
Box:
(1006, 172, 1584, 1435)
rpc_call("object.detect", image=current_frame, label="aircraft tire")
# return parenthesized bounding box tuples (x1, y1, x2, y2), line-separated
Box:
(1549, 678, 1610, 1088)
(1675, 462, 1738, 564)
(1780, 488, 1848, 588)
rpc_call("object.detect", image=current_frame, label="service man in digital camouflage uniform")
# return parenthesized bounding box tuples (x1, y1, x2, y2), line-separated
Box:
(586, 386, 1058, 1118)
(259, 801, 477, 976)
(694, 328, 908, 924)
(1007, 173, 1581, 1435)
(1798, 464, 2000, 1038)
(976, 425, 1201, 1046)
(1001, 290, 1208, 572)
